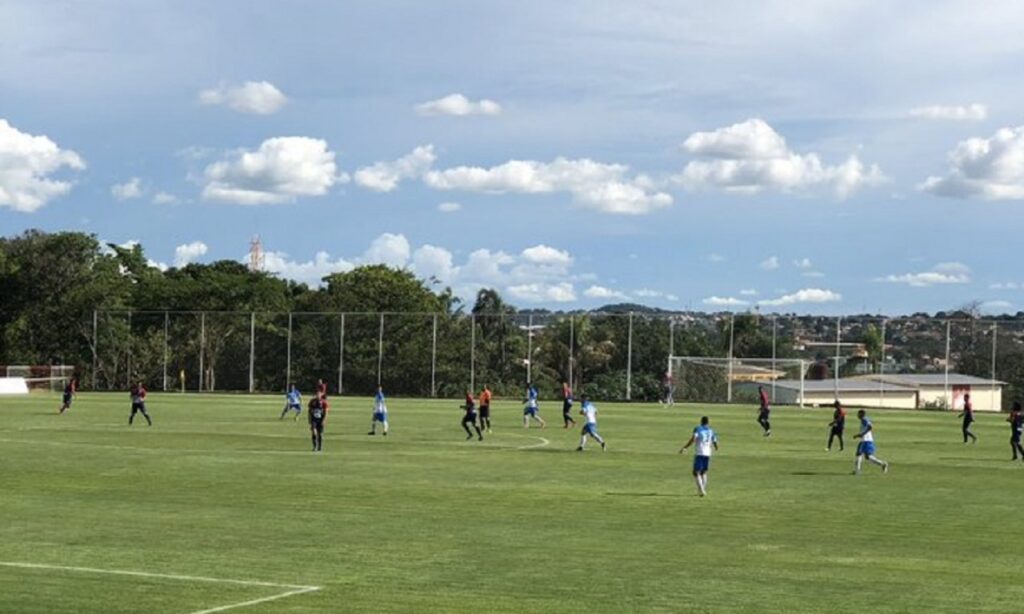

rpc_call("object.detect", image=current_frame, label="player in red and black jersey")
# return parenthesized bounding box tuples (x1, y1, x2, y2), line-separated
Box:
(461, 390, 482, 441)
(827, 400, 846, 451)
(316, 379, 328, 398)
(756, 385, 771, 437)
(958, 393, 977, 444)
(308, 393, 328, 452)
(58, 377, 77, 415)
(129, 382, 152, 426)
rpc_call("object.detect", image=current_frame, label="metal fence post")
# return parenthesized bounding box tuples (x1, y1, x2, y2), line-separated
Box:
(527, 313, 533, 384)
(771, 316, 777, 403)
(726, 313, 734, 403)
(338, 313, 345, 395)
(431, 314, 438, 398)
(569, 315, 575, 390)
(991, 321, 998, 409)
(285, 312, 292, 391)
(470, 314, 476, 393)
(91, 309, 98, 390)
(626, 312, 634, 401)
(126, 311, 132, 389)
(163, 311, 169, 391)
(248, 311, 255, 393)
(199, 312, 206, 392)
(944, 320, 951, 408)
(834, 316, 841, 398)
(377, 312, 385, 387)
(880, 319, 887, 407)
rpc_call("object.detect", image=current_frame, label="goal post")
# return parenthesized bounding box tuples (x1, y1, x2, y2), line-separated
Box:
(668, 356, 806, 406)
(2, 365, 76, 393)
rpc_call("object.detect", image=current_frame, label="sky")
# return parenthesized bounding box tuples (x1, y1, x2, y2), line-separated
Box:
(3, 0, 1024, 315)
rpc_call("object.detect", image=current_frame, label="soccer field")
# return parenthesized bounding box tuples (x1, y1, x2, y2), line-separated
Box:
(1, 393, 1021, 613)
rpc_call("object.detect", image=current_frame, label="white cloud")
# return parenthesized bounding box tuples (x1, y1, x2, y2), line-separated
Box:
(199, 81, 288, 115)
(201, 137, 342, 204)
(437, 202, 461, 213)
(793, 257, 813, 269)
(507, 282, 577, 303)
(521, 244, 572, 266)
(354, 145, 436, 192)
(174, 241, 208, 267)
(802, 271, 826, 278)
(147, 259, 169, 272)
(634, 288, 663, 298)
(705, 253, 726, 262)
(424, 157, 672, 215)
(415, 93, 502, 116)
(111, 177, 143, 200)
(678, 118, 884, 198)
(263, 250, 354, 286)
(759, 256, 780, 270)
(874, 262, 971, 287)
(920, 126, 1024, 200)
(152, 191, 178, 205)
(739, 289, 759, 296)
(411, 244, 456, 284)
(759, 288, 842, 306)
(361, 232, 411, 267)
(584, 285, 627, 299)
(0, 119, 85, 212)
(981, 300, 1013, 313)
(990, 282, 1020, 290)
(909, 104, 987, 121)
(703, 296, 749, 307)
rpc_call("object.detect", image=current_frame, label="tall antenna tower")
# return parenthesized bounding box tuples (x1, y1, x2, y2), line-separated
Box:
(248, 235, 265, 272)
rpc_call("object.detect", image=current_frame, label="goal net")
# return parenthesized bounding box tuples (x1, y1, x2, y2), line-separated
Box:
(668, 356, 806, 405)
(2, 365, 76, 393)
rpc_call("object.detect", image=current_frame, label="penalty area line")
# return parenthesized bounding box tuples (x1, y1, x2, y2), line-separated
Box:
(0, 561, 320, 613)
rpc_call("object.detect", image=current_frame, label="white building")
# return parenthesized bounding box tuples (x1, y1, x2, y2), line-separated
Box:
(752, 373, 1004, 411)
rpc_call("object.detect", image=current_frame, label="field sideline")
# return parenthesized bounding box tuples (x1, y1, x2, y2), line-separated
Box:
(1, 392, 1022, 613)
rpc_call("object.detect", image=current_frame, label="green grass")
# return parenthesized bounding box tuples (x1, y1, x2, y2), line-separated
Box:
(1, 392, 1022, 613)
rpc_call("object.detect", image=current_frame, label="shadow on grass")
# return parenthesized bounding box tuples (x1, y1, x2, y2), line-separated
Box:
(604, 492, 684, 498)
(789, 471, 846, 476)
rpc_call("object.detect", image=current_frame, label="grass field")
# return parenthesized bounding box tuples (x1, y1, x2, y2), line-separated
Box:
(1, 392, 1022, 613)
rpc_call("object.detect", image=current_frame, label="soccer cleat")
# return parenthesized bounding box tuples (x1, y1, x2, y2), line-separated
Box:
(478, 434, 483, 441)
(575, 446, 583, 452)
(383, 432, 388, 437)
(601, 441, 607, 451)
(883, 463, 889, 473)
(367, 431, 375, 435)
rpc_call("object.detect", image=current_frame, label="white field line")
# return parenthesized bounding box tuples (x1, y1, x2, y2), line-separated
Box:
(501, 432, 551, 450)
(0, 561, 320, 613)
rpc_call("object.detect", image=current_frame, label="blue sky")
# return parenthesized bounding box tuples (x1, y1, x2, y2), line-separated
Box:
(3, 0, 1024, 315)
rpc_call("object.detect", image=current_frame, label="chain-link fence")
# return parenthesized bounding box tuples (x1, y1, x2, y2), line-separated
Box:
(88, 310, 1024, 409)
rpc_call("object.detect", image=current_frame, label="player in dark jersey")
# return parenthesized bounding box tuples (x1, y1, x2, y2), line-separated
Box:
(827, 400, 846, 451)
(756, 385, 771, 437)
(561, 382, 576, 428)
(308, 393, 328, 452)
(461, 390, 483, 441)
(958, 393, 977, 444)
(128, 382, 152, 426)
(1007, 401, 1024, 461)
(58, 378, 77, 415)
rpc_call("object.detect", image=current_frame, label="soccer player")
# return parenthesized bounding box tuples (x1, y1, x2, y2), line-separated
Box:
(58, 377, 77, 415)
(461, 389, 483, 440)
(128, 381, 152, 426)
(662, 371, 675, 406)
(367, 386, 389, 436)
(478, 385, 492, 433)
(561, 381, 576, 428)
(316, 378, 328, 398)
(280, 383, 302, 420)
(680, 416, 718, 497)
(827, 400, 846, 451)
(756, 385, 771, 437)
(1007, 401, 1024, 461)
(575, 395, 606, 452)
(308, 393, 328, 452)
(852, 409, 889, 475)
(523, 382, 546, 428)
(958, 393, 977, 444)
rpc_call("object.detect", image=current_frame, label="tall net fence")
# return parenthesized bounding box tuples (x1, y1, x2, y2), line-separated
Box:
(87, 311, 1024, 409)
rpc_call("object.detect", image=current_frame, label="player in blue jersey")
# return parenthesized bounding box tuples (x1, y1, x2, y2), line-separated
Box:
(575, 395, 606, 452)
(680, 416, 718, 497)
(853, 410, 889, 475)
(367, 386, 389, 436)
(522, 382, 546, 428)
(279, 383, 302, 420)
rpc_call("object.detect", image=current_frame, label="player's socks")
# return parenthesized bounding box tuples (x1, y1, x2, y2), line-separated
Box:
(579, 435, 587, 449)
(854, 456, 864, 474)
(311, 434, 317, 450)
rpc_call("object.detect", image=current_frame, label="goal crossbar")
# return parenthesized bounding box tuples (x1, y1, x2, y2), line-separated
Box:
(668, 356, 806, 406)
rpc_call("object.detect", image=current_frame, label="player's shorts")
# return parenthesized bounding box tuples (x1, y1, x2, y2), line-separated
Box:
(524, 406, 539, 417)
(131, 401, 146, 412)
(582, 423, 599, 436)
(462, 412, 477, 424)
(759, 408, 770, 417)
(831, 425, 844, 434)
(1011, 430, 1022, 443)
(693, 455, 710, 473)
(479, 405, 490, 419)
(62, 393, 72, 405)
(288, 402, 301, 411)
(310, 419, 324, 433)
(857, 441, 876, 456)
(562, 401, 573, 414)
(373, 411, 387, 422)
